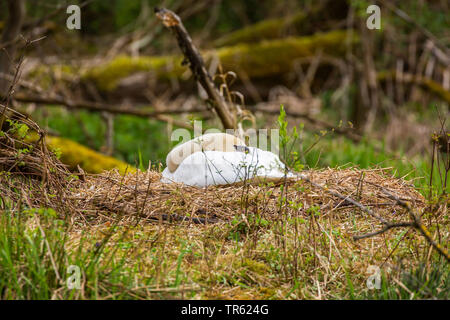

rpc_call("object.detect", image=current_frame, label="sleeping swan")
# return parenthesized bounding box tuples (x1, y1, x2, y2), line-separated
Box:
(161, 133, 296, 187)
(165, 132, 246, 173)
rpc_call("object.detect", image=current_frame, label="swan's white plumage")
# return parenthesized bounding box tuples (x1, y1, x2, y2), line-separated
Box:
(161, 146, 296, 187)
(166, 133, 246, 173)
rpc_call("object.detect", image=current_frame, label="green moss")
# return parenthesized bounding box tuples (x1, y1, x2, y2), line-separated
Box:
(239, 258, 271, 275)
(83, 55, 184, 91)
(378, 70, 450, 104)
(419, 78, 450, 104)
(27, 64, 78, 90)
(46, 136, 135, 174)
(214, 11, 307, 47)
(217, 30, 357, 78)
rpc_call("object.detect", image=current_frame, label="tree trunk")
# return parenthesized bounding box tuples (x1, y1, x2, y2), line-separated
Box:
(0, 0, 26, 97)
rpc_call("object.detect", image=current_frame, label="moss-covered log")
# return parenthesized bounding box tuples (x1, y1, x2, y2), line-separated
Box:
(84, 30, 358, 91)
(213, 11, 309, 48)
(46, 136, 135, 175)
(378, 70, 450, 104)
(213, 1, 348, 47)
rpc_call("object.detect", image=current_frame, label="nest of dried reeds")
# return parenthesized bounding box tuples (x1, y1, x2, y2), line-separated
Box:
(69, 167, 426, 234)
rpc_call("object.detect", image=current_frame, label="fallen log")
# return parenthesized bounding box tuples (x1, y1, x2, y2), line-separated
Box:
(213, 1, 348, 47)
(83, 30, 358, 92)
(46, 136, 134, 175)
(214, 11, 310, 48)
(377, 70, 450, 105)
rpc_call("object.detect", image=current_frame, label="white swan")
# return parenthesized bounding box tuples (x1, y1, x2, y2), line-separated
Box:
(161, 133, 296, 187)
(166, 132, 246, 173)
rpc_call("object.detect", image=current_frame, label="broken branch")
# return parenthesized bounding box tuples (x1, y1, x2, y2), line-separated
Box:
(155, 7, 235, 129)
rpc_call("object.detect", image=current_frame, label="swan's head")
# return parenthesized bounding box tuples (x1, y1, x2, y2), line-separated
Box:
(233, 144, 250, 153)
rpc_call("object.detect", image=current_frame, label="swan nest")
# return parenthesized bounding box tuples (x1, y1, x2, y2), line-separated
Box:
(64, 167, 425, 229)
(0, 107, 425, 230)
(1, 152, 428, 244)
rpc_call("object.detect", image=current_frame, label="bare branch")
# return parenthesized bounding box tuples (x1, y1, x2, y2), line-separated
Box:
(155, 7, 235, 129)
(297, 172, 449, 263)
(378, 186, 450, 262)
(8, 92, 203, 118)
(353, 222, 414, 240)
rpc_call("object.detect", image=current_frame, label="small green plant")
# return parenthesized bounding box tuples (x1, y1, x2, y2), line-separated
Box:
(228, 213, 270, 241)
(277, 105, 305, 172)
(306, 205, 321, 217)
(6, 119, 30, 139)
